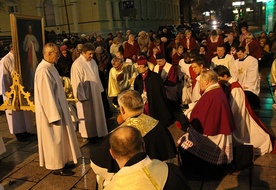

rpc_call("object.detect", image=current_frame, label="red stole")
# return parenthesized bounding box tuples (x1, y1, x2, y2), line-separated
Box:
(189, 66, 197, 89)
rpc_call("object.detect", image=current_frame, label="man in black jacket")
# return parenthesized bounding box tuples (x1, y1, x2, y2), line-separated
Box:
(134, 57, 174, 127)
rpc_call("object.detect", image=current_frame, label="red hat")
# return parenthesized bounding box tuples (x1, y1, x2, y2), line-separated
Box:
(60, 45, 67, 51)
(136, 57, 147, 65)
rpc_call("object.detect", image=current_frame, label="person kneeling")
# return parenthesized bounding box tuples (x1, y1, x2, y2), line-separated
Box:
(105, 126, 191, 190)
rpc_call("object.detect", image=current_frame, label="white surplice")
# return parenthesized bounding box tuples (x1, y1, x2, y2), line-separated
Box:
(71, 55, 108, 138)
(104, 156, 168, 190)
(191, 75, 201, 102)
(211, 54, 235, 69)
(230, 55, 260, 96)
(227, 78, 272, 155)
(34, 60, 81, 170)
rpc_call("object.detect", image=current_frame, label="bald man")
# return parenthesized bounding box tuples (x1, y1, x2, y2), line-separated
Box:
(105, 126, 190, 190)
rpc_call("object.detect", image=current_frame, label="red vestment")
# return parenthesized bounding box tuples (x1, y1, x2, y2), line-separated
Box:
(206, 35, 224, 62)
(189, 66, 197, 89)
(190, 86, 235, 136)
(158, 64, 177, 86)
(149, 56, 157, 65)
(225, 81, 276, 154)
(123, 41, 140, 61)
(149, 42, 165, 57)
(241, 39, 262, 60)
(180, 37, 197, 52)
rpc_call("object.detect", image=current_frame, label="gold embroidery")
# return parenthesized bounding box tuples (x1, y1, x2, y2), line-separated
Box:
(142, 167, 161, 190)
(119, 114, 158, 137)
(238, 68, 243, 75)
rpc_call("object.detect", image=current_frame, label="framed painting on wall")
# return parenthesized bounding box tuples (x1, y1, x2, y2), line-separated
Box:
(10, 14, 45, 95)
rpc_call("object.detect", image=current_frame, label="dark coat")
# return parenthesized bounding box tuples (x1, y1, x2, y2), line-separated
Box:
(90, 114, 177, 173)
(134, 70, 174, 127)
(55, 51, 73, 77)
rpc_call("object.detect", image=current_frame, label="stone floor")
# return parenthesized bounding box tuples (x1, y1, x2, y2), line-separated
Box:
(0, 68, 276, 190)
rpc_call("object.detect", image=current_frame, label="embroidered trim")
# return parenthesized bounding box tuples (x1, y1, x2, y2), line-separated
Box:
(142, 167, 161, 190)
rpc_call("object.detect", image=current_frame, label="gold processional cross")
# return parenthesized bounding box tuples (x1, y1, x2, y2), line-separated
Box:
(0, 71, 35, 112)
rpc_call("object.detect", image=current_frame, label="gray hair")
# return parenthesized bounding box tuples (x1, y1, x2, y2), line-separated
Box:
(201, 69, 218, 83)
(117, 90, 144, 112)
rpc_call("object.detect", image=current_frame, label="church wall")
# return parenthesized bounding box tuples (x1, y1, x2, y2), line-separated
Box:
(0, 0, 181, 38)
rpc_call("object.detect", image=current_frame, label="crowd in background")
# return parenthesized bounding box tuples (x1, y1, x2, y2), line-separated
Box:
(41, 22, 275, 104)
(45, 21, 276, 77)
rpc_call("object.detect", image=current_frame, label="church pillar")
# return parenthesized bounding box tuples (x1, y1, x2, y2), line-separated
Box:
(106, 0, 114, 31)
(113, 0, 122, 28)
(35, 1, 43, 16)
(53, 2, 62, 26)
(70, 0, 79, 34)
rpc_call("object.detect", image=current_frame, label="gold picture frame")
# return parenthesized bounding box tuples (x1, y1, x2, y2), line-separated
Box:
(10, 14, 45, 94)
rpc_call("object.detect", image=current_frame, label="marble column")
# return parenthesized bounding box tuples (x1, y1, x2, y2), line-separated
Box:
(140, 0, 143, 20)
(141, 0, 147, 20)
(125, 16, 129, 30)
(106, 0, 114, 31)
(35, 1, 43, 16)
(113, 0, 122, 29)
(70, 0, 79, 34)
(155, 0, 159, 20)
(53, 2, 62, 26)
(134, 0, 141, 20)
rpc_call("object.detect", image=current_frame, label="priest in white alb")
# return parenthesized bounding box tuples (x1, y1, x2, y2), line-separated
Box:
(71, 43, 108, 141)
(214, 65, 275, 155)
(0, 44, 35, 142)
(34, 43, 81, 175)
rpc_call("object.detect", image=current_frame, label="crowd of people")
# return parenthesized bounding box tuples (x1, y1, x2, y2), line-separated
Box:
(1, 21, 276, 189)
